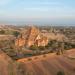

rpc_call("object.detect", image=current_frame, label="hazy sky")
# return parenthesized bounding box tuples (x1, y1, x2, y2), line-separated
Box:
(0, 0, 75, 25)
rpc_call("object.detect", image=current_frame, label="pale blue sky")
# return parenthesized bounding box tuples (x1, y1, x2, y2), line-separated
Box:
(0, 0, 75, 25)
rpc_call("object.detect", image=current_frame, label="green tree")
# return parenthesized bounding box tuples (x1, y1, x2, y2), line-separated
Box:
(39, 46, 45, 50)
(29, 45, 38, 50)
(13, 31, 20, 38)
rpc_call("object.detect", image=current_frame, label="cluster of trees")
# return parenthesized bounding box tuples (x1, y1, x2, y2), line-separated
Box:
(0, 36, 75, 60)
(29, 40, 75, 55)
(0, 38, 75, 60)
(0, 29, 20, 36)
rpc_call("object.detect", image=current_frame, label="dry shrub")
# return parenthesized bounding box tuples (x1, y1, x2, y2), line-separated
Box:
(57, 71, 65, 75)
(28, 58, 32, 61)
(34, 57, 38, 60)
(43, 54, 47, 58)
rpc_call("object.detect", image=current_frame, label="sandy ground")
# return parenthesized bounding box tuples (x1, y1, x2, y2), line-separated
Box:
(17, 49, 75, 75)
(64, 49, 75, 58)
(0, 51, 17, 75)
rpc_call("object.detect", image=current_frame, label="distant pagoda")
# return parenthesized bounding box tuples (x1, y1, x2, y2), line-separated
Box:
(15, 26, 49, 47)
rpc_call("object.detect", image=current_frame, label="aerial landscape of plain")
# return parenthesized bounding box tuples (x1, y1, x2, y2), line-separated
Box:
(0, 0, 75, 75)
